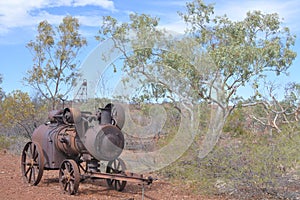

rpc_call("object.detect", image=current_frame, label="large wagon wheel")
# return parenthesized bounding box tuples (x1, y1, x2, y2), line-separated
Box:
(59, 159, 80, 195)
(21, 141, 44, 185)
(106, 158, 127, 191)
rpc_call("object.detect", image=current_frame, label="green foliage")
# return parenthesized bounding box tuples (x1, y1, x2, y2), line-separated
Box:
(99, 0, 296, 108)
(223, 107, 249, 136)
(0, 135, 30, 154)
(98, 13, 201, 104)
(180, 0, 296, 103)
(160, 129, 300, 198)
(24, 16, 87, 109)
(98, 2, 296, 160)
(155, 103, 181, 147)
(0, 135, 11, 150)
(0, 90, 47, 138)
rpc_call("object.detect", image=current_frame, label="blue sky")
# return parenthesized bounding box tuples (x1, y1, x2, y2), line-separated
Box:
(0, 0, 299, 98)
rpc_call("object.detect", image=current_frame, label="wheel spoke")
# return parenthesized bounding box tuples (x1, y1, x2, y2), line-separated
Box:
(28, 168, 33, 183)
(59, 160, 79, 195)
(32, 168, 36, 182)
(25, 150, 31, 159)
(106, 159, 127, 191)
(115, 180, 121, 190)
(65, 162, 70, 172)
(33, 150, 39, 161)
(25, 166, 31, 176)
(64, 182, 68, 191)
(30, 144, 35, 158)
(21, 142, 44, 186)
(32, 145, 37, 160)
(63, 163, 67, 170)
(70, 181, 74, 191)
(22, 161, 29, 165)
(68, 182, 71, 194)
(117, 161, 120, 170)
(113, 160, 116, 169)
(28, 145, 32, 157)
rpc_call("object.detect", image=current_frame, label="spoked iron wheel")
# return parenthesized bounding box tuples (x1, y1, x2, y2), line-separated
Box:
(59, 159, 80, 195)
(21, 141, 44, 185)
(106, 158, 127, 191)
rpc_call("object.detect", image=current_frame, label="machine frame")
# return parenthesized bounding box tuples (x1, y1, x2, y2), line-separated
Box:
(20, 104, 153, 195)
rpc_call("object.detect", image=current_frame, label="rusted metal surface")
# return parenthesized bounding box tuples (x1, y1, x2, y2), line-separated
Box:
(59, 159, 80, 195)
(21, 141, 44, 185)
(55, 127, 85, 157)
(32, 124, 75, 169)
(84, 124, 124, 161)
(21, 103, 153, 195)
(88, 171, 153, 184)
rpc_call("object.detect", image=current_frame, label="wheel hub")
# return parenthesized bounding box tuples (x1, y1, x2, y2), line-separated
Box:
(30, 159, 34, 167)
(64, 170, 71, 182)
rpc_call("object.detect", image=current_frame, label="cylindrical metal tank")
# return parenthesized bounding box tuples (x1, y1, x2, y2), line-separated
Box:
(31, 105, 125, 168)
(54, 127, 86, 157)
(32, 124, 71, 169)
(84, 124, 124, 161)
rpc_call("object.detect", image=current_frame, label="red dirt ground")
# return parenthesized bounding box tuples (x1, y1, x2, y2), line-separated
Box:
(0, 150, 228, 200)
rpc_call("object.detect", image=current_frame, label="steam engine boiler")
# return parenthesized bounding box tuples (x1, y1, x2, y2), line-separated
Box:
(21, 103, 152, 195)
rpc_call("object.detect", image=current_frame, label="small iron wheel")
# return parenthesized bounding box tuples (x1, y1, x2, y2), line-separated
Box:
(106, 158, 127, 191)
(21, 141, 44, 185)
(59, 159, 80, 195)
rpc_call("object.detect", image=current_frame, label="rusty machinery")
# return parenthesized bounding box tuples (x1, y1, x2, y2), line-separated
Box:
(21, 103, 153, 195)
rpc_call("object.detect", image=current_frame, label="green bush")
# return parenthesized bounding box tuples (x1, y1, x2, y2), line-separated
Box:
(0, 135, 13, 150)
(160, 130, 300, 199)
(223, 108, 250, 136)
(0, 135, 30, 154)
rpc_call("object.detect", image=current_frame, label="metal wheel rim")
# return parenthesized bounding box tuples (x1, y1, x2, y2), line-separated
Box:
(59, 159, 80, 195)
(106, 158, 127, 191)
(21, 141, 44, 186)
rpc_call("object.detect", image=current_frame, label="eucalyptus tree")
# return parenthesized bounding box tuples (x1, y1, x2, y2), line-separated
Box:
(24, 16, 87, 109)
(0, 90, 47, 138)
(98, 0, 296, 158)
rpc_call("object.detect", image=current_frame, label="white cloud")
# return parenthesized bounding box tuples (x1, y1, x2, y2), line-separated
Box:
(0, 0, 115, 34)
(76, 15, 102, 27)
(148, 1, 186, 7)
(73, 0, 115, 10)
(0, 0, 299, 42)
(159, 20, 186, 34)
(160, 0, 300, 34)
(214, 0, 300, 31)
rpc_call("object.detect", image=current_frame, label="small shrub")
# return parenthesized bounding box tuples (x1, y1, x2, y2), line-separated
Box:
(159, 130, 300, 199)
(0, 135, 11, 150)
(0, 135, 30, 154)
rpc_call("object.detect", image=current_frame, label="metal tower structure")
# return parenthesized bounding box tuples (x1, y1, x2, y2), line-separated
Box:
(74, 79, 87, 102)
